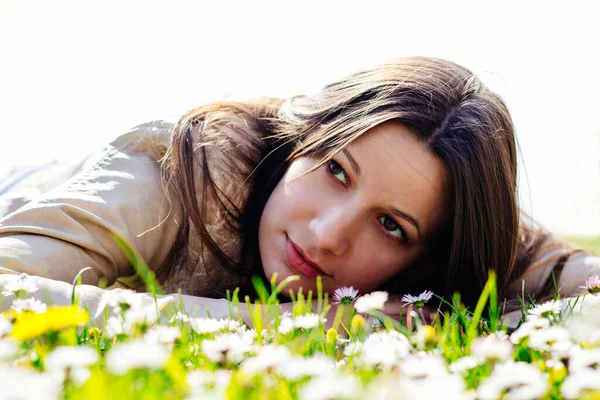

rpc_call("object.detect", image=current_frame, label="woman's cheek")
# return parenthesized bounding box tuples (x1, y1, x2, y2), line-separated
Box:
(288, 176, 331, 210)
(352, 250, 403, 287)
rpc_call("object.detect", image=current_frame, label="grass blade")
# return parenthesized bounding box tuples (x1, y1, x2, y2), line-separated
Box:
(109, 231, 164, 296)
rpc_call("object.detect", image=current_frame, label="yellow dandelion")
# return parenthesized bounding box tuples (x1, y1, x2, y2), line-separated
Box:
(2, 309, 19, 322)
(10, 305, 89, 341)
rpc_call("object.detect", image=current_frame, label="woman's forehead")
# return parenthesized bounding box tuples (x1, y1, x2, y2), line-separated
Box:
(346, 121, 450, 237)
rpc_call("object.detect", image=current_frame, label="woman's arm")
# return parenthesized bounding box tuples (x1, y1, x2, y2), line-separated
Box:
(0, 122, 180, 288)
(557, 250, 600, 295)
(0, 273, 232, 328)
(503, 249, 600, 329)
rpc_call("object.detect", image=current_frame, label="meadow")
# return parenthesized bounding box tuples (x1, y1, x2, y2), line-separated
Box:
(563, 236, 600, 255)
(0, 236, 600, 399)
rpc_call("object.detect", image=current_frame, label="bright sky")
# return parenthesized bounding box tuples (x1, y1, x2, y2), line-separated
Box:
(1, 1, 599, 235)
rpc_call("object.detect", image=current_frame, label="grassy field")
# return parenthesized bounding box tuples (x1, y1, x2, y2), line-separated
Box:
(1, 236, 600, 398)
(2, 267, 600, 399)
(562, 235, 600, 254)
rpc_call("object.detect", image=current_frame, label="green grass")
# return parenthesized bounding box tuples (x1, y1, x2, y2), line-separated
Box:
(4, 251, 600, 399)
(3, 232, 598, 398)
(562, 235, 600, 255)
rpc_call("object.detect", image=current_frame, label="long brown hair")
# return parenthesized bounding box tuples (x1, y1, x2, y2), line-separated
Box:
(162, 56, 570, 307)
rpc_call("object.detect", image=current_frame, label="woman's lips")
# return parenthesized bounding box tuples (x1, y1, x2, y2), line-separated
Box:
(285, 236, 326, 279)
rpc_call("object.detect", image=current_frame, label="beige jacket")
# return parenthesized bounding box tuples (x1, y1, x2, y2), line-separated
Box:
(0, 120, 249, 300)
(0, 121, 599, 318)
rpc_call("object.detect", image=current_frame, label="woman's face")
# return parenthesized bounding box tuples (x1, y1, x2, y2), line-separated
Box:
(258, 121, 450, 297)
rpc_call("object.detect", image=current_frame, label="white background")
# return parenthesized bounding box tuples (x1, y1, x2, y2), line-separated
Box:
(1, 1, 599, 235)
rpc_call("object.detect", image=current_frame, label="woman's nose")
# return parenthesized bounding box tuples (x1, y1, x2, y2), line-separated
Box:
(308, 205, 354, 256)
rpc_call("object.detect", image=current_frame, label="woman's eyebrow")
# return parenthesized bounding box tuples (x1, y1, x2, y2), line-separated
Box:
(341, 148, 361, 177)
(342, 149, 421, 240)
(342, 147, 422, 240)
(389, 206, 421, 240)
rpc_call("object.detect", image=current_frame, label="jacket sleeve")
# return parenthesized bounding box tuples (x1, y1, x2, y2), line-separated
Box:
(503, 239, 600, 329)
(0, 122, 182, 287)
(507, 242, 600, 301)
(556, 251, 600, 295)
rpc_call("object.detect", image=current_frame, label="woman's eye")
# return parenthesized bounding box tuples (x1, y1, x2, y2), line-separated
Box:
(327, 160, 348, 186)
(378, 216, 407, 243)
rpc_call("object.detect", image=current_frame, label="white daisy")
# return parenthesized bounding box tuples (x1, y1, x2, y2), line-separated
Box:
(45, 346, 98, 385)
(449, 356, 482, 375)
(364, 371, 466, 400)
(401, 290, 434, 308)
(477, 362, 548, 400)
(276, 314, 325, 333)
(354, 291, 388, 313)
(104, 316, 125, 338)
(122, 305, 159, 331)
(201, 333, 253, 365)
(528, 325, 572, 353)
(332, 286, 359, 305)
(528, 299, 563, 319)
(277, 353, 335, 381)
(299, 371, 359, 400)
(189, 317, 241, 335)
(45, 346, 98, 370)
(241, 345, 292, 374)
(568, 347, 600, 372)
(398, 354, 449, 380)
(510, 317, 551, 344)
(144, 325, 181, 345)
(561, 369, 600, 399)
(106, 341, 170, 375)
(293, 313, 324, 330)
(471, 334, 513, 362)
(0, 364, 61, 400)
(359, 331, 412, 370)
(11, 298, 47, 313)
(343, 341, 363, 357)
(565, 316, 600, 346)
(549, 337, 575, 360)
(405, 375, 467, 400)
(1, 273, 39, 299)
(97, 288, 143, 315)
(278, 316, 295, 335)
(239, 328, 257, 346)
(391, 355, 466, 400)
(186, 369, 232, 400)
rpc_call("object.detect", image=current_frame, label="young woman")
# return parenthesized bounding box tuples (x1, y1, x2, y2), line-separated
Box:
(0, 57, 598, 327)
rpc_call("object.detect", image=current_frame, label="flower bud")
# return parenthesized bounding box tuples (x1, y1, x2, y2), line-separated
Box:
(350, 314, 366, 336)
